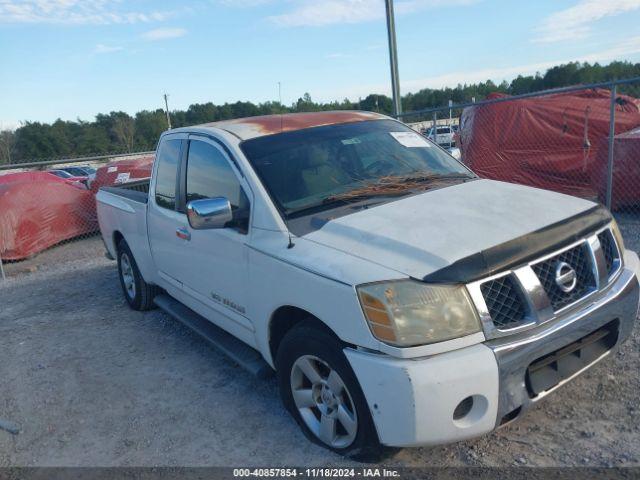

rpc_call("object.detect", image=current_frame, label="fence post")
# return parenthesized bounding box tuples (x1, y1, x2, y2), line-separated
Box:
(433, 111, 438, 144)
(0, 237, 4, 281)
(606, 85, 617, 210)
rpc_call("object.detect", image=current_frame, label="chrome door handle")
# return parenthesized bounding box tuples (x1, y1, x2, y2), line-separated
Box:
(176, 227, 191, 241)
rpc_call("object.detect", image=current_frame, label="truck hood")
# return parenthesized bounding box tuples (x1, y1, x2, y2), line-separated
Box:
(302, 179, 600, 281)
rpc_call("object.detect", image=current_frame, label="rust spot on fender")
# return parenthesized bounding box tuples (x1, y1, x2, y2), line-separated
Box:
(205, 111, 387, 140)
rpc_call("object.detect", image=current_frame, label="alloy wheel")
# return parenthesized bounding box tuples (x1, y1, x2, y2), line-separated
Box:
(120, 252, 136, 300)
(290, 355, 358, 449)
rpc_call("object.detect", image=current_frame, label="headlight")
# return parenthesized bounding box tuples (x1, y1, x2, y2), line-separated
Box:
(357, 280, 481, 347)
(611, 218, 626, 253)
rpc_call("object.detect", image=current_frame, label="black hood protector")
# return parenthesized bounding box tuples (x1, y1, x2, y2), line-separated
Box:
(423, 205, 612, 284)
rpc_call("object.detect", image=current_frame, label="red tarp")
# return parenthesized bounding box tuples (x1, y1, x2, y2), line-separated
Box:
(0, 172, 96, 260)
(592, 127, 640, 209)
(459, 88, 640, 205)
(1, 156, 155, 261)
(90, 156, 154, 193)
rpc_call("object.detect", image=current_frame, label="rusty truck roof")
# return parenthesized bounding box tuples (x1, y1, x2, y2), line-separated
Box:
(198, 111, 388, 140)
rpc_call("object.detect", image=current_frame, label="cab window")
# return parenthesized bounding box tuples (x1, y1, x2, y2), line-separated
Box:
(186, 140, 250, 233)
(154, 139, 182, 210)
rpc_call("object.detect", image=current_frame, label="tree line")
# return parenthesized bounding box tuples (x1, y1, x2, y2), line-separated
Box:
(2, 60, 640, 164)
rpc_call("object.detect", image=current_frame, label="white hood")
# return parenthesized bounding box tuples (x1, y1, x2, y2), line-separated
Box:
(303, 179, 597, 280)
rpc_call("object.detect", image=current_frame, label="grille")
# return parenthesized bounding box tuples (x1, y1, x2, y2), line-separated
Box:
(480, 274, 527, 329)
(526, 320, 618, 397)
(532, 243, 596, 311)
(597, 229, 618, 276)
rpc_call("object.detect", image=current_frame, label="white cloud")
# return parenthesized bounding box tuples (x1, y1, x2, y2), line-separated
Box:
(325, 52, 352, 59)
(93, 43, 123, 54)
(217, 0, 273, 6)
(0, 0, 174, 25)
(535, 0, 640, 43)
(140, 27, 187, 41)
(0, 121, 21, 132)
(268, 0, 478, 27)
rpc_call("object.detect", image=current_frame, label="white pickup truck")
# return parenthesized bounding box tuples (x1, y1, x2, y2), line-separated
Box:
(97, 111, 640, 459)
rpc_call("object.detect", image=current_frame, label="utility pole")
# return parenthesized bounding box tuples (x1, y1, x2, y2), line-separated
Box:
(163, 93, 172, 130)
(278, 82, 282, 106)
(385, 0, 402, 117)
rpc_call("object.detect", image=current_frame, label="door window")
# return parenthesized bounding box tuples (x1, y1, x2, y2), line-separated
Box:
(186, 140, 250, 232)
(154, 139, 182, 210)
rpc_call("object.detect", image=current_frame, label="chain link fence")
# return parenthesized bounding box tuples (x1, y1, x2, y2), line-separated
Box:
(0, 150, 154, 278)
(402, 77, 640, 254)
(2, 77, 640, 279)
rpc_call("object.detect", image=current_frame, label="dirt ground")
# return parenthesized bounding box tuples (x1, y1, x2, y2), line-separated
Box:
(0, 225, 639, 467)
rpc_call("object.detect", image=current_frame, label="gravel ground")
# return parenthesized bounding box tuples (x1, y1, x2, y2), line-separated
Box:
(0, 224, 638, 467)
(1, 235, 105, 278)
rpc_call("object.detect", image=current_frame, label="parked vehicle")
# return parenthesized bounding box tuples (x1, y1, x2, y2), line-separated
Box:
(97, 111, 640, 459)
(0, 171, 97, 260)
(58, 165, 97, 187)
(48, 169, 75, 179)
(48, 168, 89, 188)
(90, 156, 154, 193)
(59, 165, 96, 177)
(458, 89, 640, 203)
(424, 124, 457, 146)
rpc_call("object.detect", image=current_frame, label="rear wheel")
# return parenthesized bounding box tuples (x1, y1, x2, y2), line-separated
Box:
(117, 239, 158, 311)
(276, 322, 393, 461)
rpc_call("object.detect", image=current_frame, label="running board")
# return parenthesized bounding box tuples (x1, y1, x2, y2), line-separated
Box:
(154, 294, 273, 379)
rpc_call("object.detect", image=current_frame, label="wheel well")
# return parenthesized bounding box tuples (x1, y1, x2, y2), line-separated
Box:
(113, 231, 124, 251)
(269, 306, 337, 361)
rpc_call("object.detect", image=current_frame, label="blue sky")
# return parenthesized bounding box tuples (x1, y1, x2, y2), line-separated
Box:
(2, 0, 640, 129)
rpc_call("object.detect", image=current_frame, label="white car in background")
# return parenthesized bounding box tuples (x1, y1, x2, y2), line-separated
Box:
(59, 165, 97, 188)
(424, 124, 457, 146)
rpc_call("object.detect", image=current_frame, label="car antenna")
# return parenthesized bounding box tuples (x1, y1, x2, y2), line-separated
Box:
(285, 216, 296, 249)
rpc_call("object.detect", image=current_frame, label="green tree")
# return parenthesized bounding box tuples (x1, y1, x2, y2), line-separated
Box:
(0, 130, 16, 165)
(134, 110, 167, 150)
(8, 60, 640, 162)
(112, 114, 136, 153)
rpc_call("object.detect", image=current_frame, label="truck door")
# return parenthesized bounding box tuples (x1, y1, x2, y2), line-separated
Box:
(147, 134, 188, 289)
(176, 135, 254, 339)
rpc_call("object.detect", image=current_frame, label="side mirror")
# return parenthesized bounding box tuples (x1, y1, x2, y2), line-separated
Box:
(186, 197, 233, 230)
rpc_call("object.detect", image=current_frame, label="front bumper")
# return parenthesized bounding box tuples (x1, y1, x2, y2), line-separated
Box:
(346, 252, 639, 448)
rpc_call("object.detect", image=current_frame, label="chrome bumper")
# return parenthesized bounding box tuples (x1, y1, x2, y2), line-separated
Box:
(485, 262, 639, 426)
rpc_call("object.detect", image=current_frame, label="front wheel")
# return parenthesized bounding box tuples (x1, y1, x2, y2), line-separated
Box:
(276, 322, 393, 461)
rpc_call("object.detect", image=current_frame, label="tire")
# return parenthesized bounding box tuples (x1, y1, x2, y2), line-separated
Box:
(116, 239, 159, 311)
(276, 322, 395, 462)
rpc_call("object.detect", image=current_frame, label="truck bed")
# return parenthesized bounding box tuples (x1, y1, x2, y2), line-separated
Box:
(96, 178, 156, 283)
(100, 179, 150, 204)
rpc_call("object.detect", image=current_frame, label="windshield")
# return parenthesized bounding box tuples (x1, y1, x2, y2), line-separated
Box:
(241, 119, 474, 217)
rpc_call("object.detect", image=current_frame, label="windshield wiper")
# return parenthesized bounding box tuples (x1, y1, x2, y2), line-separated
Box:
(284, 195, 391, 218)
(285, 173, 474, 217)
(395, 172, 473, 182)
